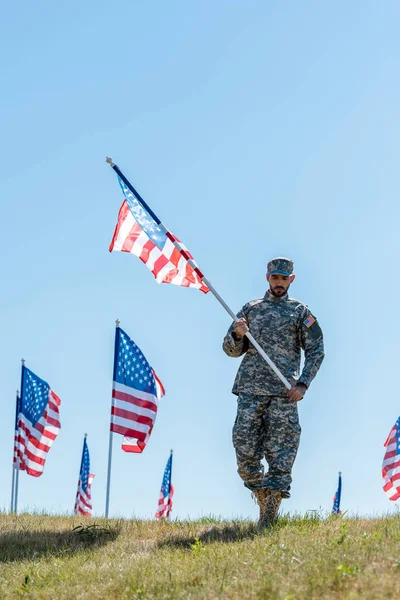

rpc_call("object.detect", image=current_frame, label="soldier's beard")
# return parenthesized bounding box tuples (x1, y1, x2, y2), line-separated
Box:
(269, 285, 289, 297)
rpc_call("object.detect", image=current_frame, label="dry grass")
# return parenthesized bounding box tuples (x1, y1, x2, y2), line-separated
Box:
(0, 511, 400, 599)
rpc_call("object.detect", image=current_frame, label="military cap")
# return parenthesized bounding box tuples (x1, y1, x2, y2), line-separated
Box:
(267, 257, 294, 277)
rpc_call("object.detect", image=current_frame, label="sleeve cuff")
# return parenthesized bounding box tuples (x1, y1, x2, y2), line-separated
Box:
(297, 379, 309, 388)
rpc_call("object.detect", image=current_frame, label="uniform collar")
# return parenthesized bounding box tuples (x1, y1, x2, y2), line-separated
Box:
(264, 290, 288, 303)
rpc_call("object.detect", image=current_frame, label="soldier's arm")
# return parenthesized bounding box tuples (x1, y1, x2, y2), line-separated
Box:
(222, 306, 250, 358)
(298, 308, 325, 388)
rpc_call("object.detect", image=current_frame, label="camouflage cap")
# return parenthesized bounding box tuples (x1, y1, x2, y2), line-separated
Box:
(267, 257, 294, 277)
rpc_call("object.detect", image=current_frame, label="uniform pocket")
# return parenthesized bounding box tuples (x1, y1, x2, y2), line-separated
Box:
(288, 412, 301, 434)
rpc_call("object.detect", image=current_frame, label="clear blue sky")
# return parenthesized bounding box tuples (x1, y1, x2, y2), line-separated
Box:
(1, 0, 399, 519)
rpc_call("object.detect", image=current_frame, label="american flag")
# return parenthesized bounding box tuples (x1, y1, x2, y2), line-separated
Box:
(16, 366, 61, 477)
(155, 451, 174, 519)
(111, 326, 165, 453)
(109, 177, 209, 293)
(382, 417, 400, 501)
(332, 472, 342, 515)
(74, 437, 94, 517)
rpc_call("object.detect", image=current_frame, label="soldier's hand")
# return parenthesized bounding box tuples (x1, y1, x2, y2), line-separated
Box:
(287, 383, 307, 402)
(233, 318, 249, 339)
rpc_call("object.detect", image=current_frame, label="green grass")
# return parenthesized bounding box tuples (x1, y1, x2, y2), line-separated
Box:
(1, 512, 400, 598)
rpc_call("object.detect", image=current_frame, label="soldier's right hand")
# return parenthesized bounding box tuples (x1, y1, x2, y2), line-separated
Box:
(233, 318, 249, 339)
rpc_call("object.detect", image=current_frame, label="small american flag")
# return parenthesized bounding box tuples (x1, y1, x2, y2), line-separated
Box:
(332, 472, 342, 515)
(304, 315, 316, 328)
(109, 177, 209, 293)
(155, 451, 174, 519)
(74, 437, 94, 517)
(16, 366, 61, 477)
(111, 326, 165, 453)
(382, 417, 400, 501)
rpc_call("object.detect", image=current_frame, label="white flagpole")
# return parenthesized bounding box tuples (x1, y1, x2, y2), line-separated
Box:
(106, 158, 291, 390)
(105, 320, 119, 518)
(105, 432, 114, 518)
(14, 360, 25, 514)
(10, 462, 15, 514)
(168, 449, 173, 521)
(10, 390, 20, 513)
(13, 464, 19, 514)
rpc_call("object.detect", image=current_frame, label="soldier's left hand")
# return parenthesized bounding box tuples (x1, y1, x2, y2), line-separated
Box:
(287, 383, 307, 402)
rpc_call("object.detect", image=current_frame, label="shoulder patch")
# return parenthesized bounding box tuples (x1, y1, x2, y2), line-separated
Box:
(304, 315, 316, 328)
(302, 314, 323, 340)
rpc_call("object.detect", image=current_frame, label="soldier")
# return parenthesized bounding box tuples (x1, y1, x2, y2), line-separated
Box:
(223, 257, 324, 528)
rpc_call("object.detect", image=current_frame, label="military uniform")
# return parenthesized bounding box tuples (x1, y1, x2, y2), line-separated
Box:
(223, 258, 324, 501)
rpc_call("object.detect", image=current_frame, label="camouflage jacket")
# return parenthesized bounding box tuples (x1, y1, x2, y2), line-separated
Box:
(223, 291, 325, 396)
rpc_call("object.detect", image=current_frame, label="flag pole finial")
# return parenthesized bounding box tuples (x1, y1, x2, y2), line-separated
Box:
(170, 449, 173, 454)
(106, 156, 115, 168)
(16, 389, 20, 395)
(21, 359, 25, 366)
(116, 319, 120, 327)
(84, 433, 88, 439)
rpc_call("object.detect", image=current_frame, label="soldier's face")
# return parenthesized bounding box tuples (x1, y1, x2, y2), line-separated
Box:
(267, 274, 295, 296)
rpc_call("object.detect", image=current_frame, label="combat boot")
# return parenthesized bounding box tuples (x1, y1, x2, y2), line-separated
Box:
(258, 489, 283, 530)
(252, 489, 269, 525)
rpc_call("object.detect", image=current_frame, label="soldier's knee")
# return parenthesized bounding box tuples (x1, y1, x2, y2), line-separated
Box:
(232, 427, 240, 449)
(237, 464, 262, 487)
(232, 422, 251, 450)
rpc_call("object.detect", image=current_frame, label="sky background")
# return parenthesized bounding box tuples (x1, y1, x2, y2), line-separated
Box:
(1, 0, 399, 520)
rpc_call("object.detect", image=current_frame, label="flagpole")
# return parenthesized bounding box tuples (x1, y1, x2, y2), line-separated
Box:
(10, 390, 20, 513)
(14, 360, 25, 514)
(169, 449, 173, 521)
(10, 458, 15, 514)
(106, 158, 291, 390)
(105, 320, 119, 518)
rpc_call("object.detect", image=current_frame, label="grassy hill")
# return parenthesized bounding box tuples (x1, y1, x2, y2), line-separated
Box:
(0, 512, 399, 599)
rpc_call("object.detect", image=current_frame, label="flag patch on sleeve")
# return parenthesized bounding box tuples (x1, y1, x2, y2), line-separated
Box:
(304, 315, 316, 328)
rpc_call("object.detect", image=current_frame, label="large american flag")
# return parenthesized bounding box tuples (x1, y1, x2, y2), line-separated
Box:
(155, 452, 174, 519)
(74, 437, 94, 517)
(111, 326, 165, 453)
(16, 366, 61, 477)
(109, 177, 209, 293)
(382, 417, 400, 501)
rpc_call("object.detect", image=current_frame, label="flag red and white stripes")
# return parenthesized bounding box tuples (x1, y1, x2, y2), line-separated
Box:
(109, 200, 209, 293)
(155, 452, 174, 519)
(74, 436, 94, 516)
(382, 417, 400, 501)
(16, 389, 61, 477)
(156, 482, 174, 519)
(74, 474, 95, 517)
(111, 377, 164, 453)
(111, 327, 165, 453)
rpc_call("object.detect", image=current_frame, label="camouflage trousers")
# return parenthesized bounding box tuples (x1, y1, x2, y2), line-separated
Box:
(232, 394, 301, 497)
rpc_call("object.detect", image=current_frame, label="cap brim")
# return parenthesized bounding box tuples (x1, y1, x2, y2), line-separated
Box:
(268, 270, 291, 276)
